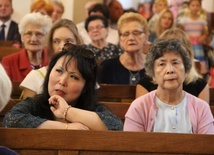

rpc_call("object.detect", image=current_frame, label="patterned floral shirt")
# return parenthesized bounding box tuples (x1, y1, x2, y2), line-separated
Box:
(86, 43, 123, 63)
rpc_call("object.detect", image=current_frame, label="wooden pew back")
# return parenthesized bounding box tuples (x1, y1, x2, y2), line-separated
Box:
(0, 128, 213, 155)
(11, 82, 22, 99)
(0, 46, 20, 60)
(101, 101, 130, 122)
(210, 88, 214, 106)
(0, 40, 14, 46)
(97, 84, 136, 102)
(0, 99, 129, 123)
(1, 99, 214, 125)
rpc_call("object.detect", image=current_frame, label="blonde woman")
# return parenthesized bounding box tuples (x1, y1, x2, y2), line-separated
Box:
(149, 9, 174, 43)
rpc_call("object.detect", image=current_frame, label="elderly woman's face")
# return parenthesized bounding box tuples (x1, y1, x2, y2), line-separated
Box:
(119, 21, 147, 53)
(153, 52, 186, 90)
(87, 19, 108, 42)
(21, 24, 46, 53)
(48, 56, 86, 104)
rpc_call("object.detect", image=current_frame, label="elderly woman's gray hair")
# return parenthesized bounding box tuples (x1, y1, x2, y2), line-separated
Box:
(18, 12, 52, 35)
(0, 64, 12, 111)
(145, 38, 192, 77)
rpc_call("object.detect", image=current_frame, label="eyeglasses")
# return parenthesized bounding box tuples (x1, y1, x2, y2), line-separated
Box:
(24, 31, 44, 39)
(62, 42, 96, 60)
(88, 25, 105, 32)
(120, 30, 144, 38)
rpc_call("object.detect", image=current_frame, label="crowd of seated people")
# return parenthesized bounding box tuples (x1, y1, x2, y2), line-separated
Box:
(0, 0, 213, 138)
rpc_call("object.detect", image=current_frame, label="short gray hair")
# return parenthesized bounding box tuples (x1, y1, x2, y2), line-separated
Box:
(19, 12, 52, 35)
(145, 38, 192, 77)
(0, 64, 12, 111)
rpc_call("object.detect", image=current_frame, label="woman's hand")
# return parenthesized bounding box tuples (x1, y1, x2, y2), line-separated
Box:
(48, 95, 69, 119)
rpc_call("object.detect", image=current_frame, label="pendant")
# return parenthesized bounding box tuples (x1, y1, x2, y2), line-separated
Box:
(131, 77, 136, 81)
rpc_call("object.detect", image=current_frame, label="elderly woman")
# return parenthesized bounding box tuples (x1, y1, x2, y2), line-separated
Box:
(19, 19, 82, 99)
(1, 12, 52, 82)
(85, 15, 122, 63)
(124, 39, 214, 134)
(97, 12, 148, 85)
(136, 28, 209, 103)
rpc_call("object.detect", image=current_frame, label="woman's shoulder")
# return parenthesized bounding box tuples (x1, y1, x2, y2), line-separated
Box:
(186, 92, 208, 107)
(2, 48, 24, 61)
(131, 90, 156, 108)
(183, 78, 207, 96)
(100, 57, 119, 66)
(138, 76, 157, 92)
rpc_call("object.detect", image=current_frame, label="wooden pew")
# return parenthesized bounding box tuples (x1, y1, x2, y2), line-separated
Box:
(0, 99, 129, 123)
(210, 88, 214, 106)
(11, 82, 22, 99)
(100, 101, 130, 122)
(0, 128, 213, 155)
(1, 99, 214, 125)
(97, 84, 136, 102)
(0, 46, 20, 60)
(0, 40, 14, 46)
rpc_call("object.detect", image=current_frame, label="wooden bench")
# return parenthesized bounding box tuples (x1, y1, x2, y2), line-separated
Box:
(0, 46, 20, 60)
(0, 40, 14, 46)
(1, 99, 214, 125)
(11, 82, 22, 99)
(0, 128, 213, 155)
(100, 101, 130, 122)
(210, 88, 214, 106)
(0, 99, 129, 123)
(97, 84, 136, 102)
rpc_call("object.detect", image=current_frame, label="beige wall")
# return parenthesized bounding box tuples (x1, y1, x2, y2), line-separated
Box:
(11, 0, 74, 23)
(11, 0, 102, 24)
(11, 0, 214, 24)
(73, 0, 102, 24)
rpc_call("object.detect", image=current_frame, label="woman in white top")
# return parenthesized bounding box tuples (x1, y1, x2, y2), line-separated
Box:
(0, 63, 12, 111)
(20, 19, 82, 99)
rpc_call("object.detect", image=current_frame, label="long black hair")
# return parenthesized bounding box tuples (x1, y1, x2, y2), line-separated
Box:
(34, 45, 98, 119)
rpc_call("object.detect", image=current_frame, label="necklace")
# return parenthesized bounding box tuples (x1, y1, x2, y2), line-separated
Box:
(128, 70, 141, 83)
(30, 64, 42, 69)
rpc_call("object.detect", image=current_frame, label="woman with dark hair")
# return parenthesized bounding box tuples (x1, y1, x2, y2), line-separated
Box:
(85, 15, 122, 63)
(124, 39, 214, 133)
(2, 43, 123, 130)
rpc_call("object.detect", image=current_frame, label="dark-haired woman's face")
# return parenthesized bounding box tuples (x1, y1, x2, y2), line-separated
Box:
(87, 19, 108, 42)
(48, 56, 85, 104)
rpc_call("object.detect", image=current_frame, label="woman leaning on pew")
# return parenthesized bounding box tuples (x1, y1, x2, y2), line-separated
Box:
(124, 39, 214, 134)
(2, 43, 123, 131)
